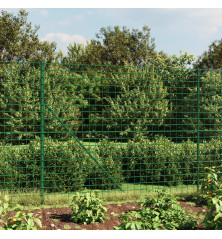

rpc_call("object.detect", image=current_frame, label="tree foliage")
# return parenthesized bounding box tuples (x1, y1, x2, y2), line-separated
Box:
(88, 66, 171, 140)
(0, 62, 83, 143)
(0, 9, 56, 62)
(183, 71, 222, 141)
(0, 9, 221, 144)
(193, 39, 222, 70)
(63, 25, 156, 67)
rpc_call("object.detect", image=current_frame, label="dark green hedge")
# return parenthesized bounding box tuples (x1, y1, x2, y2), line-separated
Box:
(0, 138, 123, 192)
(120, 137, 222, 186)
(85, 140, 123, 190)
(0, 137, 221, 193)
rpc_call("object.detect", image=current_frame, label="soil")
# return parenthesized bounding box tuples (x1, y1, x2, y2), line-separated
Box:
(0, 201, 208, 230)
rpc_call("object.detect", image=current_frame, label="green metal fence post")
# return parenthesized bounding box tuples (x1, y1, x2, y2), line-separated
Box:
(40, 61, 45, 203)
(197, 68, 200, 191)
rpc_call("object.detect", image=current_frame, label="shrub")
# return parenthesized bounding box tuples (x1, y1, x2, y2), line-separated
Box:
(121, 137, 222, 186)
(84, 140, 123, 190)
(1, 136, 221, 193)
(0, 139, 124, 193)
(70, 192, 107, 224)
(122, 138, 161, 184)
(121, 137, 182, 186)
(181, 139, 222, 185)
(0, 138, 88, 192)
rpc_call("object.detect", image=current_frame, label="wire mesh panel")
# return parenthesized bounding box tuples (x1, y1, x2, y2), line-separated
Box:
(0, 62, 42, 193)
(0, 61, 221, 201)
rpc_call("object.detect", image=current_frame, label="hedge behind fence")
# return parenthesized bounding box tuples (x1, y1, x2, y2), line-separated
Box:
(0, 137, 221, 192)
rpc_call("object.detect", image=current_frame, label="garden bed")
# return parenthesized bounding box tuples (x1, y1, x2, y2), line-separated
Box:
(5, 201, 206, 230)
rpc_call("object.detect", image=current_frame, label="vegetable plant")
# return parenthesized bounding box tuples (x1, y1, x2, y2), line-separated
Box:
(0, 195, 42, 230)
(199, 166, 222, 229)
(115, 189, 198, 230)
(70, 192, 107, 224)
(200, 166, 222, 197)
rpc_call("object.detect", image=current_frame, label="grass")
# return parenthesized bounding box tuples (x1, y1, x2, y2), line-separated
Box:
(0, 183, 200, 210)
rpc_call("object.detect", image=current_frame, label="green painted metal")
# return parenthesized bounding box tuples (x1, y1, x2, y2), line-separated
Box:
(40, 61, 45, 202)
(0, 61, 221, 202)
(197, 68, 200, 191)
(44, 103, 123, 191)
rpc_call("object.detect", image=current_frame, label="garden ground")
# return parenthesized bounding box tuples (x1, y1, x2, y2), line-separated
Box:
(0, 200, 207, 230)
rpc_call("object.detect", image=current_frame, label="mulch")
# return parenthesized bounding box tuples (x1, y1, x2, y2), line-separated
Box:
(32, 201, 207, 230)
(0, 201, 207, 230)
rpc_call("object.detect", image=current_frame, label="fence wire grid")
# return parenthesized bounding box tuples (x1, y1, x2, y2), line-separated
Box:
(0, 61, 222, 201)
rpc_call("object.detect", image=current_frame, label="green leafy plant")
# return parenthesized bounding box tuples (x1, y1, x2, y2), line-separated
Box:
(201, 196, 222, 230)
(115, 190, 198, 230)
(64, 224, 71, 230)
(70, 192, 107, 224)
(199, 166, 222, 229)
(115, 211, 143, 230)
(0, 195, 42, 230)
(74, 225, 81, 229)
(200, 166, 222, 197)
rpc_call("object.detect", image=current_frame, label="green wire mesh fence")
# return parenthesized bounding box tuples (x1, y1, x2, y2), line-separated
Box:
(0, 61, 222, 202)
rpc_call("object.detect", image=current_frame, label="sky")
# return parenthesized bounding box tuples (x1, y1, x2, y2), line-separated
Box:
(2, 2, 222, 62)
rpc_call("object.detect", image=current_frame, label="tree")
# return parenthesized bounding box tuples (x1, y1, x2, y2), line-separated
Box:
(183, 71, 222, 142)
(63, 25, 156, 67)
(0, 9, 56, 63)
(193, 39, 222, 70)
(81, 65, 171, 141)
(146, 51, 196, 142)
(62, 43, 86, 66)
(0, 62, 83, 144)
